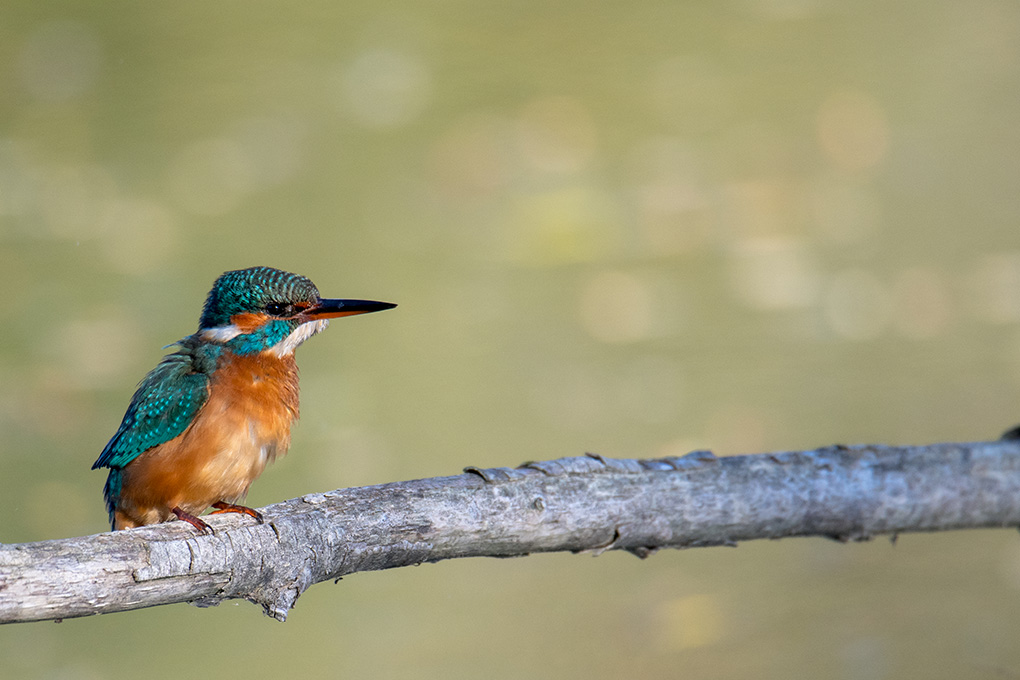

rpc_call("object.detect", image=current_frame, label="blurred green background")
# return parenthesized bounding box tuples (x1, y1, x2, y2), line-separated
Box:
(2, 1, 1020, 678)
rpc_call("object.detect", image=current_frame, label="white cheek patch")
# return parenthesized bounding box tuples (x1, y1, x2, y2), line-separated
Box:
(268, 319, 329, 357)
(200, 324, 244, 343)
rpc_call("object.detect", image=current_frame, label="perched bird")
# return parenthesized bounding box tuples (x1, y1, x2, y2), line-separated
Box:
(92, 266, 395, 532)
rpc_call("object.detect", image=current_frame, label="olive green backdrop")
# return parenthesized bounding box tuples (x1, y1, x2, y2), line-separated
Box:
(2, 2, 1020, 678)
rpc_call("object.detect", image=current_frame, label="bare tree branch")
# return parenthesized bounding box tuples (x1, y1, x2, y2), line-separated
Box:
(3, 440, 1020, 625)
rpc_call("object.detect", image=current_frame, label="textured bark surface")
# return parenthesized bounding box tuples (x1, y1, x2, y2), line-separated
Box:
(3, 440, 1020, 624)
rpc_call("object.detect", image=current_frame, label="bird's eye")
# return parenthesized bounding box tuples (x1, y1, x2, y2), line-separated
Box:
(265, 302, 294, 317)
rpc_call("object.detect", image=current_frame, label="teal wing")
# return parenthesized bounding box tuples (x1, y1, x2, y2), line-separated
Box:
(92, 345, 212, 471)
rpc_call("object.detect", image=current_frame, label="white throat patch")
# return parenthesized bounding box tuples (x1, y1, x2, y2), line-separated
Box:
(267, 318, 330, 357)
(200, 325, 244, 343)
(199, 318, 330, 357)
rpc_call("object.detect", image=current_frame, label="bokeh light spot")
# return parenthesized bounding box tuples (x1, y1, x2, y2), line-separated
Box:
(970, 252, 1020, 324)
(656, 594, 726, 651)
(728, 237, 820, 310)
(17, 21, 102, 102)
(512, 188, 619, 264)
(824, 269, 892, 340)
(338, 48, 432, 128)
(816, 90, 890, 173)
(629, 137, 713, 255)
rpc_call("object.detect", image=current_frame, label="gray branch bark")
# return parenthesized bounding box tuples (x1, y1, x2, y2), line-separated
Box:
(3, 440, 1020, 625)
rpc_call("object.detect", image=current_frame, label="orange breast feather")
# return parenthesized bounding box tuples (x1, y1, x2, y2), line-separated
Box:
(113, 352, 300, 529)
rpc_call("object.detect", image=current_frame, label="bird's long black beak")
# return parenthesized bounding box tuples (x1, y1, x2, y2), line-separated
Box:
(302, 298, 397, 320)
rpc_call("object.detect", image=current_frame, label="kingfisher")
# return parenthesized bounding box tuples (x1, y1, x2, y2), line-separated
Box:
(92, 266, 395, 532)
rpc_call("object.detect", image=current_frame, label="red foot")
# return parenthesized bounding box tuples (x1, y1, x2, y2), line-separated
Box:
(210, 501, 264, 524)
(171, 506, 212, 534)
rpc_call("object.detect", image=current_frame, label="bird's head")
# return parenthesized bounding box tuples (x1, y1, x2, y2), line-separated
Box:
(197, 266, 395, 356)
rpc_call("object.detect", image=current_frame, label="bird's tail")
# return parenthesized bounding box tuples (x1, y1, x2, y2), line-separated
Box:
(102, 469, 122, 531)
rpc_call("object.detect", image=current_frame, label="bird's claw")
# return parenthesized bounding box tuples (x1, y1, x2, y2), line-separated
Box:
(210, 501, 264, 524)
(171, 506, 213, 534)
